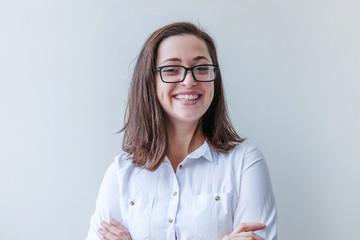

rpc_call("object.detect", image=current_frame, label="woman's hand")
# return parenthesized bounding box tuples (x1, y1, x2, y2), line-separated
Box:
(97, 218, 132, 240)
(221, 222, 266, 240)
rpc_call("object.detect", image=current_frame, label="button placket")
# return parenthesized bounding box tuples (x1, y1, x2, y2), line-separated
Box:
(168, 188, 179, 224)
(166, 169, 180, 230)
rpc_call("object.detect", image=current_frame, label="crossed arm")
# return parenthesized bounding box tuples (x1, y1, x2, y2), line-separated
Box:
(88, 147, 277, 240)
(98, 219, 266, 240)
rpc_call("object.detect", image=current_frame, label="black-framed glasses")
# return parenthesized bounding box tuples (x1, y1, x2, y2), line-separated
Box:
(153, 64, 219, 83)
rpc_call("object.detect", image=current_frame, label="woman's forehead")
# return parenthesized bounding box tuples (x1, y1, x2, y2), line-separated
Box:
(156, 34, 210, 65)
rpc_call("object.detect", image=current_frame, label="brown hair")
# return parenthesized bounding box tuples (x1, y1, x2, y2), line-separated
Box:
(121, 22, 244, 171)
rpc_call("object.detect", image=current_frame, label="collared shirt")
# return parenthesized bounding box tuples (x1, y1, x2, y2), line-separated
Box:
(86, 141, 277, 240)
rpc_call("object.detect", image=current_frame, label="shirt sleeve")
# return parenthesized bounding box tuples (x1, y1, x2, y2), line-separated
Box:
(232, 146, 278, 240)
(85, 159, 122, 240)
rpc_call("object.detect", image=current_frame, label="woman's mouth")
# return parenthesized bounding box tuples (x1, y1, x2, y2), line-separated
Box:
(174, 94, 200, 102)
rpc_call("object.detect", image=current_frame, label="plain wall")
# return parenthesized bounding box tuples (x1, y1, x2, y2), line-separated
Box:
(1, 0, 359, 239)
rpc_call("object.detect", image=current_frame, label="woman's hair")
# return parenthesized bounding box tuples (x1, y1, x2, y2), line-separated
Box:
(121, 22, 244, 171)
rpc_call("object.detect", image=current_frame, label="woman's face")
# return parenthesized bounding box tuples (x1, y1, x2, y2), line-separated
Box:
(155, 34, 215, 127)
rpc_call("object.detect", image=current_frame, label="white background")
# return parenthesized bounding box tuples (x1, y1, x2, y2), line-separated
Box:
(1, 0, 359, 239)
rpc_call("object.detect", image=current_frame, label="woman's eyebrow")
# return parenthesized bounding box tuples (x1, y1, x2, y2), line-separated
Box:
(159, 58, 181, 65)
(193, 56, 210, 62)
(159, 56, 210, 66)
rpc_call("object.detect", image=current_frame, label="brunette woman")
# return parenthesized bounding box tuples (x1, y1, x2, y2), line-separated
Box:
(86, 22, 277, 240)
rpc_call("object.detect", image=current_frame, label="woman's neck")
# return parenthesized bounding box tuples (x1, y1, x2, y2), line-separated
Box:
(166, 120, 205, 172)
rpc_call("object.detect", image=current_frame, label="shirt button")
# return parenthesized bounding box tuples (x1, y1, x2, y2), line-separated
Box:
(173, 191, 178, 196)
(179, 165, 183, 170)
(130, 201, 135, 206)
(215, 196, 220, 201)
(169, 218, 173, 223)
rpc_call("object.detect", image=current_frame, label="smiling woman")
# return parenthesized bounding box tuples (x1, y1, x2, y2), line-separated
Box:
(155, 35, 215, 144)
(85, 22, 277, 240)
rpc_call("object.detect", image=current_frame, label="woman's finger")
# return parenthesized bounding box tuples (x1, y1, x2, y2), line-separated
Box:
(98, 227, 118, 240)
(110, 218, 130, 233)
(234, 231, 264, 240)
(100, 220, 131, 240)
(232, 222, 266, 234)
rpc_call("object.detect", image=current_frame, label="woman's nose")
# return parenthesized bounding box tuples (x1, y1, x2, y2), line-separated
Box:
(180, 70, 197, 87)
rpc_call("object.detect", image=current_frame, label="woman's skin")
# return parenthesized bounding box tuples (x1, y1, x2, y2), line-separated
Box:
(98, 219, 131, 240)
(97, 34, 266, 240)
(155, 34, 214, 172)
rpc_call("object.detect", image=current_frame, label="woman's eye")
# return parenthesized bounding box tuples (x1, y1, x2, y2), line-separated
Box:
(163, 67, 181, 75)
(195, 66, 210, 73)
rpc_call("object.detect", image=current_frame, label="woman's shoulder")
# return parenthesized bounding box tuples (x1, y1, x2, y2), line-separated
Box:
(114, 151, 132, 162)
(226, 141, 264, 158)
(104, 152, 134, 173)
(216, 141, 266, 169)
(109, 152, 152, 176)
(112, 151, 135, 168)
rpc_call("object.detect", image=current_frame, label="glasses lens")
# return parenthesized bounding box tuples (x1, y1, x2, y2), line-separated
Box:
(161, 66, 184, 82)
(193, 65, 216, 81)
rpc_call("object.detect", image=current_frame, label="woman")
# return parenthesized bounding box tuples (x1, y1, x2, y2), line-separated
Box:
(86, 22, 277, 240)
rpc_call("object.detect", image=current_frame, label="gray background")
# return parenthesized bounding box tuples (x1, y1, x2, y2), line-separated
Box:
(1, 0, 359, 239)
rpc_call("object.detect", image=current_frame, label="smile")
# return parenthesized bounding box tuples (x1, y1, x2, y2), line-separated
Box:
(174, 94, 200, 102)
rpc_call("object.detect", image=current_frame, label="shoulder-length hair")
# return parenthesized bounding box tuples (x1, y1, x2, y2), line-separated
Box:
(121, 22, 244, 171)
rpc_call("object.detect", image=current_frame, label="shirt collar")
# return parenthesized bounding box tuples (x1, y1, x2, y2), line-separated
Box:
(188, 140, 218, 165)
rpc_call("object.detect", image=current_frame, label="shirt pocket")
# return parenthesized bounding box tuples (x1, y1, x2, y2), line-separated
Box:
(119, 195, 154, 240)
(190, 192, 234, 240)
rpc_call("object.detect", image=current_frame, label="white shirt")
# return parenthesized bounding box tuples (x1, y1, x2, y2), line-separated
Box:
(86, 141, 277, 240)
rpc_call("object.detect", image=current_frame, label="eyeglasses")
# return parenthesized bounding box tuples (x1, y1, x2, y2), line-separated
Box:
(153, 64, 219, 83)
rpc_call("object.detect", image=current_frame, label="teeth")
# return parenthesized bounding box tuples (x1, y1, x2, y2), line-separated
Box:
(174, 94, 200, 101)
